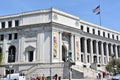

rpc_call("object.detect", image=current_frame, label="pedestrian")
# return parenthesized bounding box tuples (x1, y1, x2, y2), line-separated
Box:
(42, 74, 46, 80)
(98, 73, 101, 79)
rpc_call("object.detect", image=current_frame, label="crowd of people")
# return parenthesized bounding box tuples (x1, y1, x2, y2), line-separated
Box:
(96, 71, 112, 79)
(30, 74, 61, 80)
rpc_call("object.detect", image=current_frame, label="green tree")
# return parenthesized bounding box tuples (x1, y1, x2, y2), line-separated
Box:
(106, 59, 120, 73)
(0, 53, 2, 64)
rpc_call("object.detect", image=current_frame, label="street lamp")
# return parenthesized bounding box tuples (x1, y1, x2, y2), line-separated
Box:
(66, 52, 75, 80)
(111, 53, 116, 75)
(8, 52, 14, 80)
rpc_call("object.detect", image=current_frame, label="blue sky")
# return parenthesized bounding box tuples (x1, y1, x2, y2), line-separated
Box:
(0, 0, 120, 32)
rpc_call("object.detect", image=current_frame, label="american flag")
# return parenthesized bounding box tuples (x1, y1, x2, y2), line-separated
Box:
(93, 5, 100, 14)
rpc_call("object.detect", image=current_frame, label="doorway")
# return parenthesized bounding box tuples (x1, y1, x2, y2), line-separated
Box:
(62, 45, 67, 62)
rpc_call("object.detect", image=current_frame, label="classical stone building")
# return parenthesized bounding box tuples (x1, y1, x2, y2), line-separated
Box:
(0, 8, 120, 79)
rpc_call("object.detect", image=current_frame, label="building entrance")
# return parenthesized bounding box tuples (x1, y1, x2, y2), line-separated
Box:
(62, 45, 67, 62)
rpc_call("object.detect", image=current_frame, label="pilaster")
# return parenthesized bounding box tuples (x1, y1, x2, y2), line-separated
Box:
(59, 32, 62, 62)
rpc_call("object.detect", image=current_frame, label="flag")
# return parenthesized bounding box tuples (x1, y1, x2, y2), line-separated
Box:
(93, 5, 100, 15)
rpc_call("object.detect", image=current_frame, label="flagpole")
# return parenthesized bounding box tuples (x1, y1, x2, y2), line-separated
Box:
(98, 0, 102, 26)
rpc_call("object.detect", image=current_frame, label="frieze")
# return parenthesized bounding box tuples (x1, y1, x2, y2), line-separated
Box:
(25, 31, 37, 38)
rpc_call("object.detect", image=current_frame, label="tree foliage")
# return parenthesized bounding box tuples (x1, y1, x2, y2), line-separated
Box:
(106, 59, 120, 73)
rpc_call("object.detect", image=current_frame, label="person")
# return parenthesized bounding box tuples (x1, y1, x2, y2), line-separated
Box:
(98, 73, 101, 79)
(58, 76, 61, 80)
(53, 74, 58, 80)
(42, 74, 46, 80)
(96, 72, 99, 79)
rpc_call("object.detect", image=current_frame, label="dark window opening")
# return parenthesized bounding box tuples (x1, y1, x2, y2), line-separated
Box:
(87, 55, 89, 63)
(98, 42, 101, 55)
(0, 47, 2, 53)
(15, 20, 19, 26)
(103, 43, 106, 55)
(93, 56, 97, 63)
(87, 27, 89, 33)
(6, 69, 14, 75)
(108, 33, 110, 38)
(9, 34, 12, 40)
(81, 38, 85, 52)
(117, 46, 120, 57)
(93, 41, 96, 53)
(103, 32, 105, 37)
(1, 22, 5, 29)
(108, 44, 111, 56)
(8, 46, 16, 63)
(116, 36, 118, 40)
(0, 34, 4, 41)
(112, 35, 114, 39)
(81, 25, 83, 31)
(81, 54, 83, 62)
(28, 51, 33, 62)
(14, 33, 18, 39)
(87, 39, 90, 53)
(98, 30, 100, 36)
(8, 21, 12, 27)
(93, 29, 95, 34)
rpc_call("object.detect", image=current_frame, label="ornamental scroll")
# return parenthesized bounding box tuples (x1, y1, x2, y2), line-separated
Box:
(76, 37, 80, 60)
(53, 32, 58, 58)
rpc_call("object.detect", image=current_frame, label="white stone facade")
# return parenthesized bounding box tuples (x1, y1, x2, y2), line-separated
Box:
(0, 8, 120, 79)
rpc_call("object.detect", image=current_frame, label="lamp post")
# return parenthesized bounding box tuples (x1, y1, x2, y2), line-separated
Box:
(8, 52, 13, 80)
(67, 52, 75, 80)
(111, 53, 116, 75)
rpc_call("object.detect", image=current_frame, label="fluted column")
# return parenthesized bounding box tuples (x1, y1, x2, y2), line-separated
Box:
(101, 42, 104, 64)
(71, 34, 75, 61)
(106, 43, 109, 63)
(115, 45, 118, 59)
(96, 41, 99, 63)
(90, 39, 93, 63)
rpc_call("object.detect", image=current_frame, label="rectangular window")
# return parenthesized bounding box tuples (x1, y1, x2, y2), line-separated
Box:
(87, 55, 89, 63)
(8, 21, 12, 27)
(112, 35, 114, 39)
(81, 25, 83, 31)
(28, 51, 33, 62)
(0, 34, 4, 41)
(81, 54, 83, 62)
(116, 36, 118, 40)
(87, 27, 89, 33)
(103, 32, 105, 37)
(98, 30, 100, 36)
(9, 34, 12, 40)
(15, 20, 19, 26)
(1, 22, 5, 29)
(14, 33, 18, 39)
(93, 29, 95, 34)
(108, 33, 110, 38)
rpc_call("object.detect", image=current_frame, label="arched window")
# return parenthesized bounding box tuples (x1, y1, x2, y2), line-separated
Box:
(8, 45, 16, 63)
